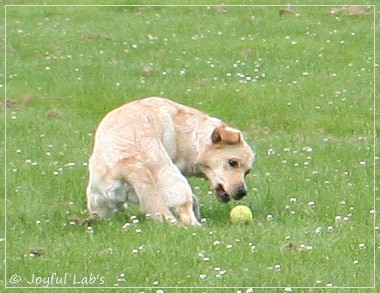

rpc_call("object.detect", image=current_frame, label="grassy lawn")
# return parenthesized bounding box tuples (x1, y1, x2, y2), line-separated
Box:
(2, 2, 379, 292)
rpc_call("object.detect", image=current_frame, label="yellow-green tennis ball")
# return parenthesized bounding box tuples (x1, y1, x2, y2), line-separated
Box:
(230, 205, 253, 224)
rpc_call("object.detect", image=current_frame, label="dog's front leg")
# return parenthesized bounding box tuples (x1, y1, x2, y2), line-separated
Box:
(175, 201, 202, 226)
(119, 157, 201, 226)
(117, 158, 177, 224)
(192, 195, 202, 222)
(137, 191, 178, 224)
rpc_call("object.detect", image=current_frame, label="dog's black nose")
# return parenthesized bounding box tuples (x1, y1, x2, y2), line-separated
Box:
(234, 186, 247, 199)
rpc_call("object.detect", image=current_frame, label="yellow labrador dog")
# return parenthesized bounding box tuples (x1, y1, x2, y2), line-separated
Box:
(86, 97, 254, 225)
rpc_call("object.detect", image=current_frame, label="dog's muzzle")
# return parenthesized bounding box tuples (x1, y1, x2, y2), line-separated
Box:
(215, 185, 247, 203)
(216, 184, 230, 203)
(233, 186, 247, 200)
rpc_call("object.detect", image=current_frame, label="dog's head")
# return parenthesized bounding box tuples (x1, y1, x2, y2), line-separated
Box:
(197, 126, 254, 203)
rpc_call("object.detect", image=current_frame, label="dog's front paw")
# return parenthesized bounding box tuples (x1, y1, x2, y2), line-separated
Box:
(165, 215, 178, 225)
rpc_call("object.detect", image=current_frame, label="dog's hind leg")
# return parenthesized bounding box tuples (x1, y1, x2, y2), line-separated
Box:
(86, 184, 114, 218)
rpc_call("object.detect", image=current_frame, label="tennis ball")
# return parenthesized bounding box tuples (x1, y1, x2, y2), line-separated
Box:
(230, 205, 253, 224)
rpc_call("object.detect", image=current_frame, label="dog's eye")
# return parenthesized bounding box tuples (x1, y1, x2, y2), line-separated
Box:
(228, 159, 239, 168)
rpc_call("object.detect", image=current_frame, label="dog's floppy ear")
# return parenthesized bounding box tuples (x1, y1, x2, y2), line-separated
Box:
(211, 126, 241, 144)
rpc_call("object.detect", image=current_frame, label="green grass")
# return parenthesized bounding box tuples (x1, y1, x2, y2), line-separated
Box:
(2, 2, 378, 292)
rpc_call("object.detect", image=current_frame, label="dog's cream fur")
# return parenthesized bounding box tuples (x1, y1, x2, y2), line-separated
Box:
(86, 97, 254, 225)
